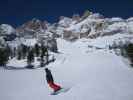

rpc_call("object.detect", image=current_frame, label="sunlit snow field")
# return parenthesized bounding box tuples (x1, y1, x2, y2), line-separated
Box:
(0, 38, 133, 100)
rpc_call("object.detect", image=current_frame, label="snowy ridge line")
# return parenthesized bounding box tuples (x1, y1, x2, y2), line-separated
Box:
(1, 11, 133, 43)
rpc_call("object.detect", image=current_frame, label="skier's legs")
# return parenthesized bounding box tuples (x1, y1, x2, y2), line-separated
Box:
(52, 83, 61, 91)
(48, 82, 61, 91)
(48, 82, 55, 89)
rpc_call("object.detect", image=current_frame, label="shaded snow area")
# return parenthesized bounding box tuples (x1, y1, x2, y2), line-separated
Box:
(7, 57, 40, 68)
(1, 38, 133, 100)
(8, 38, 37, 49)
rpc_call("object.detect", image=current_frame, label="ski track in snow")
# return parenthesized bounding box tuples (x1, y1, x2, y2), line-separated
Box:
(0, 38, 133, 100)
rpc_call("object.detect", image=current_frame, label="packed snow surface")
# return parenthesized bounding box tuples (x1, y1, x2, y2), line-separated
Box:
(0, 38, 133, 100)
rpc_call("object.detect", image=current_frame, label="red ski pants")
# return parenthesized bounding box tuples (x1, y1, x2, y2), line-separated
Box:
(48, 82, 61, 91)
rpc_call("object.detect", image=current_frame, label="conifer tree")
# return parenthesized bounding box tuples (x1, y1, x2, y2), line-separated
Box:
(13, 47, 17, 58)
(27, 49, 34, 66)
(46, 49, 49, 64)
(17, 49, 22, 60)
(41, 44, 47, 57)
(40, 44, 47, 67)
(35, 43, 40, 57)
(0, 48, 9, 67)
(5, 44, 12, 59)
(124, 43, 133, 66)
(21, 44, 28, 59)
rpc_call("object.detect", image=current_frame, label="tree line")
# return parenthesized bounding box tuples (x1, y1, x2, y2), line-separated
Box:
(0, 43, 55, 69)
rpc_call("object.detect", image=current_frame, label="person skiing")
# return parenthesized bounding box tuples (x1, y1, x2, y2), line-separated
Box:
(45, 68, 61, 92)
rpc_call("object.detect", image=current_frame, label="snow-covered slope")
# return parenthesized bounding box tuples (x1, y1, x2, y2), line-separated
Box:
(1, 38, 133, 100)
(1, 10, 133, 100)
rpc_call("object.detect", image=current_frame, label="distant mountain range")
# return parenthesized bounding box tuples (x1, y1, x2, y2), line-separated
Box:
(0, 10, 133, 48)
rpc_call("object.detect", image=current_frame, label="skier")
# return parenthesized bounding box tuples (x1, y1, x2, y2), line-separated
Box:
(45, 68, 61, 92)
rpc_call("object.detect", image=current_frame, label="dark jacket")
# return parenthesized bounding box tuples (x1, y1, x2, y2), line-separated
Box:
(45, 68, 54, 83)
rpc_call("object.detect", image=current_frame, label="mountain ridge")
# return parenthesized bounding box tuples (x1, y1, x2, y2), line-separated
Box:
(0, 10, 133, 47)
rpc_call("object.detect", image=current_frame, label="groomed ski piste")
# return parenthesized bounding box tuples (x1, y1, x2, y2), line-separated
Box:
(1, 36, 133, 100)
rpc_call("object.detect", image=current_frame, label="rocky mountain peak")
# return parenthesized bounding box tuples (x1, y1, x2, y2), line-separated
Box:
(0, 24, 15, 35)
(16, 18, 49, 33)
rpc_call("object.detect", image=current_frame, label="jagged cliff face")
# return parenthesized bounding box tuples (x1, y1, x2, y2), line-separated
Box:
(16, 18, 49, 37)
(16, 18, 48, 32)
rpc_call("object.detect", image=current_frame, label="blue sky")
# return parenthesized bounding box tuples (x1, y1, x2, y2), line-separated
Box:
(0, 0, 133, 27)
